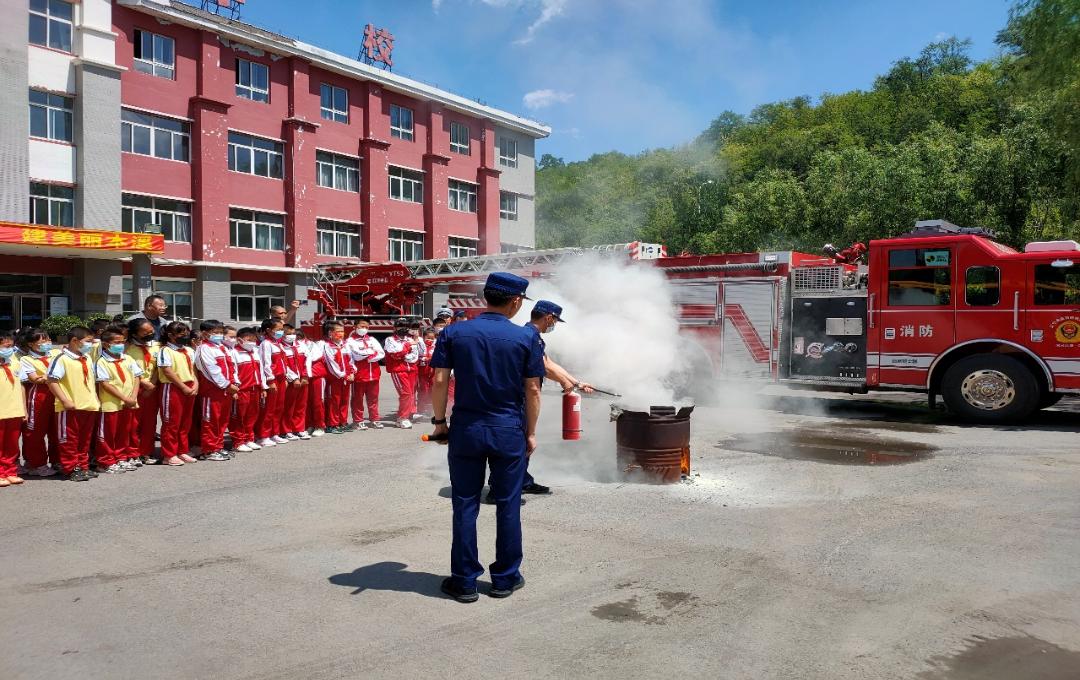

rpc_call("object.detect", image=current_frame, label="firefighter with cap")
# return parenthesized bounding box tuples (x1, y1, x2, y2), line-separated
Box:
(483, 299, 594, 504)
(429, 272, 545, 602)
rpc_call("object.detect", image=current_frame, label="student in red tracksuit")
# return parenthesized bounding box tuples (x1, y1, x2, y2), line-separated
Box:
(125, 319, 160, 464)
(46, 326, 101, 481)
(18, 328, 57, 477)
(194, 320, 238, 461)
(0, 330, 27, 487)
(257, 318, 289, 447)
(322, 321, 354, 434)
(230, 327, 266, 452)
(157, 321, 199, 467)
(346, 319, 384, 431)
(281, 325, 311, 441)
(95, 327, 150, 474)
(305, 330, 328, 437)
(416, 327, 438, 417)
(383, 318, 421, 429)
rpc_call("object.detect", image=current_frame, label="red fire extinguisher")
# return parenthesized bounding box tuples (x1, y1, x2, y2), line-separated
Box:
(562, 389, 581, 440)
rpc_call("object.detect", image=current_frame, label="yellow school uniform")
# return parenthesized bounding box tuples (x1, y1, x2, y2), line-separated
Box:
(20, 349, 60, 382)
(48, 349, 102, 413)
(96, 354, 144, 412)
(0, 360, 26, 419)
(125, 341, 159, 385)
(157, 344, 196, 384)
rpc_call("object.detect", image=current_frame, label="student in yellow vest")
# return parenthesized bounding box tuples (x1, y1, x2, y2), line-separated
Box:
(158, 321, 199, 466)
(96, 326, 151, 475)
(46, 326, 101, 482)
(18, 327, 58, 477)
(0, 330, 28, 487)
(125, 318, 160, 464)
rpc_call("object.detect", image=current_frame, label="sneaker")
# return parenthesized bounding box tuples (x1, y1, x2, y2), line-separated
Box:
(272, 435, 289, 444)
(119, 461, 137, 472)
(206, 451, 230, 462)
(235, 443, 253, 453)
(440, 577, 479, 603)
(224, 450, 236, 459)
(489, 575, 526, 599)
(6, 476, 25, 485)
(327, 426, 342, 434)
(101, 463, 126, 474)
(356, 421, 369, 431)
(0, 478, 8, 487)
(85, 468, 100, 478)
(284, 433, 299, 441)
(296, 431, 311, 440)
(67, 467, 89, 482)
(130, 458, 144, 468)
(310, 428, 326, 437)
(28, 465, 57, 477)
(397, 419, 413, 430)
(411, 413, 427, 421)
(249, 441, 263, 450)
(371, 421, 385, 430)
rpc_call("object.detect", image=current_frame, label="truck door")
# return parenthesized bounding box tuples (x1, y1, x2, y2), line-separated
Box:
(720, 280, 779, 379)
(1028, 260, 1080, 391)
(954, 256, 1027, 346)
(874, 245, 955, 386)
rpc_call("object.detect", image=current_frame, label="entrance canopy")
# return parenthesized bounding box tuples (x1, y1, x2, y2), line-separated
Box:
(0, 220, 164, 259)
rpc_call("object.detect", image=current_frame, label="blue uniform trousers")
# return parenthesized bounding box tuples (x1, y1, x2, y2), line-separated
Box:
(448, 422, 527, 590)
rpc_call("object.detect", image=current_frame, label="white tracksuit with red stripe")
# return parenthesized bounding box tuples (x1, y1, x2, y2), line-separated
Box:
(230, 345, 266, 446)
(195, 342, 238, 453)
(383, 332, 420, 420)
(346, 332, 384, 423)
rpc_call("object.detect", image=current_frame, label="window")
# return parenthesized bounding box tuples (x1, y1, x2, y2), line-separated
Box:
(1034, 264, 1080, 306)
(315, 151, 360, 192)
(450, 121, 470, 155)
(388, 166, 423, 203)
(228, 132, 283, 179)
(235, 58, 269, 102)
(29, 182, 73, 227)
(388, 229, 424, 262)
(320, 83, 348, 123)
(965, 266, 1000, 307)
(887, 248, 952, 306)
(29, 90, 72, 142)
(316, 219, 361, 258)
(500, 191, 518, 221)
(29, 0, 72, 52)
(498, 137, 518, 168)
(448, 237, 478, 259)
(122, 278, 193, 319)
(229, 208, 285, 251)
(122, 194, 191, 243)
(121, 109, 190, 161)
(390, 104, 414, 141)
(448, 179, 477, 213)
(133, 29, 175, 79)
(231, 284, 287, 322)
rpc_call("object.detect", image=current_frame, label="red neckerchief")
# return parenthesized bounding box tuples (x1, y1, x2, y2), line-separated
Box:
(109, 355, 127, 384)
(1, 360, 14, 385)
(138, 343, 152, 367)
(76, 351, 89, 388)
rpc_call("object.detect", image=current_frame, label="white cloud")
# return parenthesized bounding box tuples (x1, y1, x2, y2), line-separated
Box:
(523, 88, 575, 109)
(514, 0, 569, 45)
(432, 0, 443, 8)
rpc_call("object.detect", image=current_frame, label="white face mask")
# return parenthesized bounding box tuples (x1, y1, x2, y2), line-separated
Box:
(284, 334, 297, 345)
(355, 328, 369, 337)
(223, 337, 237, 348)
(241, 341, 257, 352)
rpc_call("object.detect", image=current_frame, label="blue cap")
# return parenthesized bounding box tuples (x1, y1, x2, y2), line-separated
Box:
(533, 300, 565, 322)
(484, 272, 531, 299)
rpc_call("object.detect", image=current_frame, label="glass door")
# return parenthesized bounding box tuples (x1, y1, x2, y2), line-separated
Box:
(20, 295, 45, 329)
(0, 297, 14, 332)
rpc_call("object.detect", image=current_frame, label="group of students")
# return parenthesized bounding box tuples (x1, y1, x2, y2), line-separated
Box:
(0, 311, 451, 485)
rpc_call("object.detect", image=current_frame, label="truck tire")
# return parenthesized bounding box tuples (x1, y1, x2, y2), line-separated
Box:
(941, 354, 1039, 423)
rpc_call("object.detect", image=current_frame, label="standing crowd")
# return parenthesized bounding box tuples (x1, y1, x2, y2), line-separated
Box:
(0, 295, 454, 485)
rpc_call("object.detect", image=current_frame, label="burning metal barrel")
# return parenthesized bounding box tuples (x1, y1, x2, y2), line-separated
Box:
(611, 404, 694, 483)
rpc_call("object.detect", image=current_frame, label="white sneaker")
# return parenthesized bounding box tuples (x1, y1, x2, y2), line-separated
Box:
(235, 443, 253, 453)
(248, 441, 262, 450)
(105, 463, 126, 474)
(311, 428, 326, 437)
(120, 460, 137, 471)
(130, 458, 144, 467)
(284, 433, 299, 441)
(29, 465, 57, 477)
(273, 435, 289, 444)
(297, 431, 311, 440)
(259, 437, 277, 448)
(397, 419, 413, 429)
(371, 421, 385, 429)
(356, 421, 369, 431)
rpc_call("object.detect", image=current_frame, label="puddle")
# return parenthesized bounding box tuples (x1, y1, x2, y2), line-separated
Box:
(717, 431, 935, 465)
(590, 597, 660, 624)
(832, 420, 941, 435)
(918, 635, 1080, 679)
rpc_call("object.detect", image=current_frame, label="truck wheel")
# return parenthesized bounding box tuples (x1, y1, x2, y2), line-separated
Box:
(941, 354, 1038, 423)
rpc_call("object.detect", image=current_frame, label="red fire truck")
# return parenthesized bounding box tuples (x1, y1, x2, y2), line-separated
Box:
(305, 222, 1080, 423)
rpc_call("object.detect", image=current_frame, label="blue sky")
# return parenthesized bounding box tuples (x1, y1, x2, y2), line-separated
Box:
(236, 0, 1012, 162)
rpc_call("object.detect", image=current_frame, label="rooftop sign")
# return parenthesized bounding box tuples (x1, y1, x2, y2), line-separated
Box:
(360, 23, 394, 71)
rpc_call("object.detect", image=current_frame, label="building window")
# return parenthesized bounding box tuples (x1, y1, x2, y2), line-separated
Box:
(133, 29, 175, 79)
(320, 83, 348, 123)
(450, 122, 470, 155)
(229, 208, 285, 251)
(122, 278, 193, 320)
(390, 104, 413, 141)
(498, 137, 518, 168)
(122, 193, 191, 243)
(388, 166, 424, 203)
(235, 58, 269, 102)
(29, 0, 72, 52)
(448, 237, 478, 259)
(121, 109, 190, 162)
(230, 284, 287, 322)
(388, 229, 424, 262)
(29, 182, 73, 227)
(886, 248, 952, 307)
(316, 219, 361, 258)
(29, 90, 72, 143)
(448, 179, 477, 213)
(228, 132, 283, 179)
(316, 151, 360, 192)
(500, 191, 518, 221)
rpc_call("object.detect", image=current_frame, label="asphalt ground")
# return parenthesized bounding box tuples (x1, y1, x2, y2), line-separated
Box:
(1, 380, 1078, 680)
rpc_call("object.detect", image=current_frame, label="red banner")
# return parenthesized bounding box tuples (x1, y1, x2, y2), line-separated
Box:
(0, 221, 164, 254)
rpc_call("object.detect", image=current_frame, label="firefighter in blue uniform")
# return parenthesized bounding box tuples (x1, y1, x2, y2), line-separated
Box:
(429, 272, 545, 602)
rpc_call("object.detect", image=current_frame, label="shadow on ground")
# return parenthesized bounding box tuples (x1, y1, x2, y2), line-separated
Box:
(328, 561, 444, 599)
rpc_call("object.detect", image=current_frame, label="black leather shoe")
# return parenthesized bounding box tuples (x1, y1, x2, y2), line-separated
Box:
(522, 483, 551, 495)
(482, 495, 526, 506)
(489, 576, 525, 599)
(440, 577, 479, 603)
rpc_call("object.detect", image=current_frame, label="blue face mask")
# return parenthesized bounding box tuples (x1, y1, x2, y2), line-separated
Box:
(108, 343, 126, 355)
(273, 330, 285, 340)
(77, 343, 94, 356)
(209, 334, 225, 345)
(0, 347, 14, 360)
(36, 343, 52, 354)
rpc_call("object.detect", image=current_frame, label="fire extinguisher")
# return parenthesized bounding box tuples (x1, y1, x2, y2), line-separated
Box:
(562, 389, 582, 441)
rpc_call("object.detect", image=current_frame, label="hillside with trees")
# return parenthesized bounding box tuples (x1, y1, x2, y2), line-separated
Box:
(535, 0, 1079, 254)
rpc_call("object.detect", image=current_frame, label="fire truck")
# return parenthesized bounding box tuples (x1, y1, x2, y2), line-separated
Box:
(304, 221, 1080, 423)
